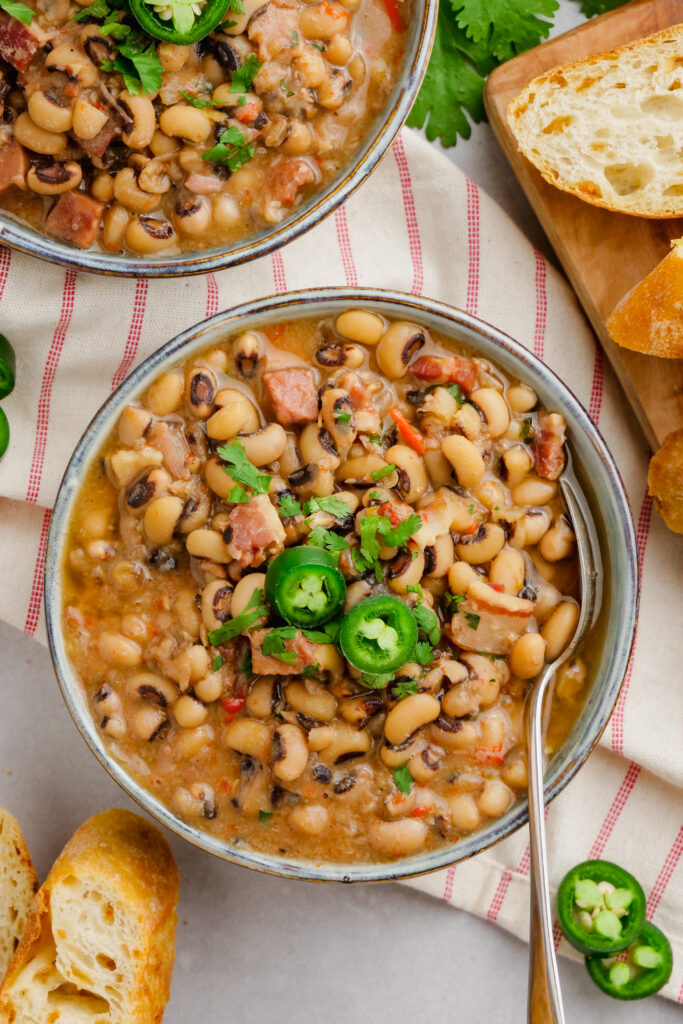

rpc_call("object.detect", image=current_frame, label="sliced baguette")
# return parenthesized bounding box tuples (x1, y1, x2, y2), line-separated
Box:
(649, 428, 683, 534)
(0, 809, 179, 1024)
(508, 25, 683, 217)
(607, 238, 683, 357)
(0, 809, 38, 982)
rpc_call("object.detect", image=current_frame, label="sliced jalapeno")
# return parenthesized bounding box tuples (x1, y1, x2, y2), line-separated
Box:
(128, 0, 232, 45)
(265, 546, 346, 628)
(339, 595, 417, 675)
(586, 922, 673, 1000)
(0, 407, 9, 459)
(0, 333, 15, 399)
(556, 859, 646, 956)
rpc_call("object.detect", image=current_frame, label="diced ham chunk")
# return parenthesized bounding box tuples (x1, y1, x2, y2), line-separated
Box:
(0, 14, 45, 72)
(225, 493, 285, 568)
(533, 412, 566, 480)
(267, 158, 316, 206)
(147, 421, 191, 480)
(411, 355, 477, 394)
(248, 2, 300, 59)
(185, 173, 222, 195)
(0, 140, 27, 195)
(45, 191, 105, 250)
(77, 119, 116, 159)
(263, 367, 318, 425)
(249, 629, 320, 675)
(448, 580, 534, 655)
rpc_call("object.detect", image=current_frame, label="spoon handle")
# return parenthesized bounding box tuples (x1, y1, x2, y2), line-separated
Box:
(527, 676, 566, 1024)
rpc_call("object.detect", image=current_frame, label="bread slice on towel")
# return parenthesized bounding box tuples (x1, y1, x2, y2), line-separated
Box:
(508, 25, 683, 217)
(0, 809, 179, 1024)
(607, 239, 683, 357)
(0, 808, 38, 981)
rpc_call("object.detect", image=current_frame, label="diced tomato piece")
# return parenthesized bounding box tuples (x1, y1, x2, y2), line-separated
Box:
(220, 696, 245, 721)
(380, 0, 403, 32)
(268, 158, 316, 206)
(389, 407, 425, 454)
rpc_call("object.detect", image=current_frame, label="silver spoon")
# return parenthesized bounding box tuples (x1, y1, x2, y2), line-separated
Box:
(527, 460, 599, 1024)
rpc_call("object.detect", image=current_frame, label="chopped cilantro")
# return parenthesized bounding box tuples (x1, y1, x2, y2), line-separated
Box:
(0, 0, 34, 22)
(302, 663, 320, 678)
(258, 809, 272, 823)
(383, 513, 422, 548)
(465, 612, 481, 630)
(279, 78, 294, 97)
(290, 28, 298, 44)
(73, 0, 109, 20)
(230, 53, 263, 92)
(217, 440, 271, 495)
(371, 463, 396, 482)
(101, 38, 163, 95)
(413, 641, 435, 666)
(307, 525, 351, 554)
(367, 433, 382, 445)
(368, 490, 381, 501)
(520, 417, 534, 441)
(444, 592, 466, 614)
(239, 651, 253, 677)
(303, 495, 351, 518)
(226, 0, 244, 9)
(312, 41, 325, 50)
(406, 583, 424, 602)
(212, 655, 224, 672)
(180, 90, 222, 108)
(393, 678, 419, 699)
(468, 503, 474, 515)
(412, 604, 440, 645)
(353, 512, 422, 582)
(237, 95, 246, 106)
(393, 764, 413, 795)
(207, 588, 267, 645)
(278, 493, 303, 518)
(203, 126, 255, 172)
(229, 485, 249, 504)
(261, 626, 299, 663)
(335, 411, 352, 425)
(448, 383, 464, 404)
(361, 672, 395, 689)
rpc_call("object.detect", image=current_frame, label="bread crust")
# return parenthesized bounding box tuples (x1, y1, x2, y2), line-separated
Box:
(607, 240, 683, 358)
(0, 808, 38, 981)
(0, 809, 179, 1024)
(648, 428, 683, 534)
(508, 24, 683, 218)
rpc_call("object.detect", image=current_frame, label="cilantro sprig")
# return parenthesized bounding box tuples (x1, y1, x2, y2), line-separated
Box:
(260, 624, 338, 662)
(1, 0, 35, 21)
(203, 126, 255, 171)
(307, 526, 350, 555)
(180, 90, 222, 108)
(352, 512, 422, 582)
(207, 588, 267, 645)
(217, 440, 271, 495)
(393, 764, 414, 795)
(230, 53, 263, 92)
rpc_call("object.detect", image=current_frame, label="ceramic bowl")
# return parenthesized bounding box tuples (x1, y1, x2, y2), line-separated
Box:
(0, 5, 435, 277)
(44, 288, 638, 881)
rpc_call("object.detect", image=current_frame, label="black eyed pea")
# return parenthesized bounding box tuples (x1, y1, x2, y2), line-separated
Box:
(299, 1, 349, 38)
(441, 434, 485, 488)
(407, 747, 442, 784)
(384, 693, 440, 746)
(472, 479, 507, 512)
(455, 522, 506, 564)
(186, 528, 230, 563)
(72, 98, 109, 140)
(102, 204, 130, 253)
(205, 457, 241, 500)
(447, 559, 479, 594)
(555, 658, 587, 701)
(348, 53, 366, 84)
(206, 389, 256, 440)
(173, 782, 216, 819)
(335, 453, 395, 488)
(189, 643, 210, 682)
(224, 718, 272, 761)
(317, 721, 371, 764)
(299, 422, 340, 472)
(447, 793, 481, 832)
(118, 405, 151, 446)
(115, 168, 161, 213)
(91, 173, 115, 203)
(307, 724, 335, 751)
(476, 778, 513, 818)
(325, 32, 352, 64)
(541, 600, 579, 661)
(478, 711, 508, 751)
(150, 128, 179, 158)
(200, 579, 233, 631)
(107, 446, 163, 488)
(510, 631, 546, 679)
(432, 718, 478, 751)
(510, 475, 558, 506)
(421, 658, 468, 694)
(506, 384, 537, 413)
(272, 723, 309, 781)
(173, 588, 202, 638)
(379, 734, 426, 768)
(423, 448, 453, 490)
(240, 423, 287, 466)
(147, 371, 184, 417)
(315, 343, 364, 370)
(143, 495, 184, 546)
(176, 489, 211, 534)
(294, 49, 327, 88)
(233, 331, 263, 378)
(101, 714, 126, 740)
(27, 90, 73, 133)
(126, 670, 178, 707)
(246, 678, 277, 719)
(138, 158, 171, 195)
(186, 365, 218, 419)
(171, 723, 214, 759)
(335, 309, 384, 345)
(489, 547, 526, 595)
(281, 121, 313, 156)
(462, 652, 509, 706)
(519, 508, 553, 547)
(222, 0, 267, 33)
(26, 162, 82, 196)
(231, 572, 267, 618)
(376, 321, 426, 378)
(454, 403, 482, 440)
(126, 216, 177, 254)
(175, 197, 211, 237)
(98, 631, 142, 667)
(386, 543, 424, 594)
(132, 705, 168, 741)
(173, 693, 208, 728)
(502, 445, 533, 484)
(46, 42, 97, 86)
(424, 532, 454, 578)
(368, 819, 428, 855)
(157, 42, 190, 70)
(441, 679, 479, 718)
(539, 516, 575, 563)
(286, 680, 337, 722)
(317, 69, 352, 110)
(385, 443, 428, 503)
(193, 671, 223, 703)
(159, 103, 212, 143)
(338, 0, 360, 10)
(215, 387, 261, 426)
(13, 113, 67, 155)
(320, 388, 355, 451)
(344, 579, 372, 612)
(312, 643, 345, 678)
(470, 387, 510, 438)
(502, 750, 528, 789)
(289, 804, 329, 835)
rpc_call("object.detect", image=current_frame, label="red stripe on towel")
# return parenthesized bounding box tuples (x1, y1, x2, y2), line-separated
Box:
(465, 179, 480, 316)
(111, 278, 148, 391)
(487, 846, 532, 924)
(441, 864, 456, 902)
(23, 507, 51, 637)
(588, 343, 604, 423)
(647, 826, 683, 920)
(205, 272, 219, 317)
(271, 250, 287, 293)
(533, 249, 547, 359)
(589, 761, 641, 859)
(0, 246, 12, 302)
(25, 270, 77, 504)
(335, 206, 357, 286)
(392, 135, 423, 295)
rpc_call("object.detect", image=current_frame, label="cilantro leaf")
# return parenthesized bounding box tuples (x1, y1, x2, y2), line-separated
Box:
(180, 90, 222, 108)
(382, 513, 422, 549)
(240, 650, 254, 677)
(361, 672, 395, 689)
(102, 39, 163, 95)
(261, 627, 299, 663)
(367, 433, 382, 445)
(212, 655, 223, 671)
(73, 0, 109, 20)
(230, 53, 263, 92)
(412, 604, 440, 645)
(455, 0, 557, 64)
(217, 440, 271, 495)
(444, 592, 466, 614)
(303, 495, 351, 518)
(393, 678, 419, 699)
(519, 417, 534, 441)
(574, 0, 627, 14)
(226, 0, 244, 12)
(278, 493, 303, 518)
(203, 126, 255, 172)
(335, 411, 351, 425)
(302, 663, 321, 678)
(259, 809, 272, 823)
(371, 463, 396, 482)
(0, 0, 33, 22)
(307, 526, 350, 554)
(413, 641, 435, 666)
(207, 588, 267, 644)
(406, 583, 424, 601)
(465, 612, 481, 630)
(229, 485, 249, 504)
(393, 764, 413, 795)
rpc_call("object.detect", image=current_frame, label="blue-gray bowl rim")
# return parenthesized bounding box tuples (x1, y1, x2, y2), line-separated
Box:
(44, 287, 639, 882)
(0, 0, 436, 279)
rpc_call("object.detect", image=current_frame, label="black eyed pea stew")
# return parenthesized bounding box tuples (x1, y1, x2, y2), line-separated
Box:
(62, 309, 592, 863)
(0, 0, 406, 254)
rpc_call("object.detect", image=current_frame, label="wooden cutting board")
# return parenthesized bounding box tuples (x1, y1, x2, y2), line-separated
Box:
(484, 0, 683, 451)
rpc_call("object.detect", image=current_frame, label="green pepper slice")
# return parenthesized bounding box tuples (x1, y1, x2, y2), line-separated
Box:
(556, 859, 646, 956)
(127, 0, 232, 45)
(586, 922, 673, 1000)
(0, 333, 15, 399)
(339, 595, 418, 675)
(265, 546, 346, 628)
(0, 407, 9, 459)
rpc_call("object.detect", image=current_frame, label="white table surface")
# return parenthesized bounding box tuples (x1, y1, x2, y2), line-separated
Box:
(2, 3, 679, 1021)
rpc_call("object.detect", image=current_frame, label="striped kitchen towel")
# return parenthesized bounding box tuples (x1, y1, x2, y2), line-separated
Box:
(0, 128, 681, 999)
